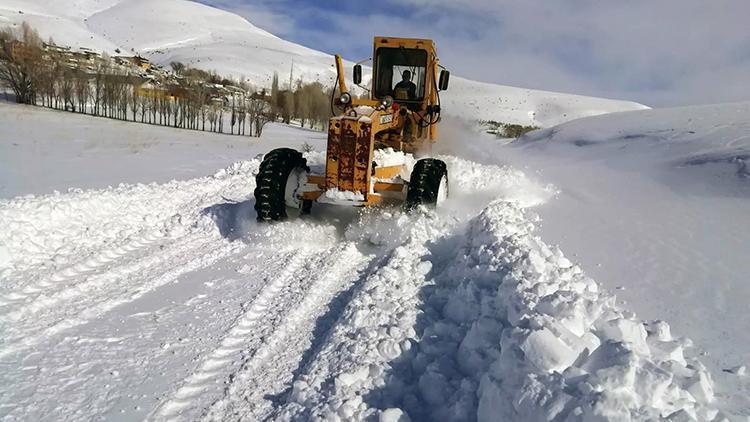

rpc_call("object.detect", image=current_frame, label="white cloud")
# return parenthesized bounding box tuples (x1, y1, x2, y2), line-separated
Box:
(379, 0, 750, 106)
(203, 0, 750, 107)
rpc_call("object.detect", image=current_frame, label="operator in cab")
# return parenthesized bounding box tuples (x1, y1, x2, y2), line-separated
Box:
(393, 70, 417, 100)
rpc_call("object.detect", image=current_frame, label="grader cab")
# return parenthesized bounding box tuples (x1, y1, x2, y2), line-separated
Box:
(254, 37, 451, 221)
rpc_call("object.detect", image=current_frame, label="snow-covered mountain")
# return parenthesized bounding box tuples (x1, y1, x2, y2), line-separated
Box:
(0, 0, 647, 127)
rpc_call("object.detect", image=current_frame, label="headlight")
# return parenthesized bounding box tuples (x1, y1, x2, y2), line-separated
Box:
(381, 95, 394, 108)
(339, 92, 351, 104)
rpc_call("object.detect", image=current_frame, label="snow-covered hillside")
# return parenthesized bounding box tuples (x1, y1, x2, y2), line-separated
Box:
(0, 0, 647, 126)
(1, 99, 749, 421)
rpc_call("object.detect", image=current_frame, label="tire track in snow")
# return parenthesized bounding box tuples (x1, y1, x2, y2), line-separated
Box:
(0, 159, 260, 277)
(203, 243, 371, 421)
(0, 227, 170, 310)
(152, 242, 371, 422)
(151, 249, 315, 421)
(0, 225, 246, 359)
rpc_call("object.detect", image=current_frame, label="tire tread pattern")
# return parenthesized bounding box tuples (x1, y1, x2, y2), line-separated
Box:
(405, 158, 448, 211)
(254, 148, 308, 221)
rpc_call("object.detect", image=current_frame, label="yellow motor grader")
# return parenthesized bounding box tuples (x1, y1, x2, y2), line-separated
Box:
(255, 37, 450, 221)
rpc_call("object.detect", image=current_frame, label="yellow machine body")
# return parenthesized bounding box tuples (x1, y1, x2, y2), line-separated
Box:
(304, 37, 445, 206)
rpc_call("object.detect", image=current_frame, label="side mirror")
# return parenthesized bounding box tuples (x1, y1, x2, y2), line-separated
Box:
(439, 70, 450, 90)
(353, 64, 362, 85)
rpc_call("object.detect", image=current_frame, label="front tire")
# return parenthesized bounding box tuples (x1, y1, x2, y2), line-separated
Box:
(254, 148, 309, 222)
(405, 158, 448, 211)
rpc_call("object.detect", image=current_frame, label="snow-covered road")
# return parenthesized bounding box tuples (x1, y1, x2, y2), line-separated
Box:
(0, 146, 733, 421)
(4, 99, 750, 420)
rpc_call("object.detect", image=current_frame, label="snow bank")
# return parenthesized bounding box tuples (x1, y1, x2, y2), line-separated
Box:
(502, 101, 750, 413)
(276, 199, 723, 421)
(466, 202, 720, 421)
(0, 158, 260, 343)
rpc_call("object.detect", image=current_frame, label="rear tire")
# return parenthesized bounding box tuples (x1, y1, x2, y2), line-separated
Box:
(254, 148, 309, 222)
(405, 158, 448, 211)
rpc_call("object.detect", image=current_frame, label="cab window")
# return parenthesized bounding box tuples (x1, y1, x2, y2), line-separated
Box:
(374, 47, 427, 101)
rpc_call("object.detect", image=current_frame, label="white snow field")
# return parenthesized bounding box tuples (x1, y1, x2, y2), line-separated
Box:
(2, 100, 749, 421)
(0, 0, 647, 127)
(0, 102, 325, 198)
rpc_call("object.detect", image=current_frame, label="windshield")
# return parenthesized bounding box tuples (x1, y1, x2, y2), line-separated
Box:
(374, 47, 427, 101)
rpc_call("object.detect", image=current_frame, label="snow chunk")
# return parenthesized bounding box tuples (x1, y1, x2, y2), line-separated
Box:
(520, 328, 580, 373)
(336, 366, 370, 389)
(724, 365, 746, 376)
(597, 317, 649, 355)
(686, 371, 714, 403)
(380, 408, 410, 422)
(0, 244, 11, 269)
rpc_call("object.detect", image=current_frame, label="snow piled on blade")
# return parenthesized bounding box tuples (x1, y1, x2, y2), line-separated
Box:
(275, 198, 720, 422)
(323, 188, 366, 202)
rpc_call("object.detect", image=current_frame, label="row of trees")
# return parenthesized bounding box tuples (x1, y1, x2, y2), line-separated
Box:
(0, 22, 336, 137)
(270, 73, 331, 130)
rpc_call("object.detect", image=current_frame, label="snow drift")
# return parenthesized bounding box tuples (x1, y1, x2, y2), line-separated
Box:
(273, 201, 721, 422)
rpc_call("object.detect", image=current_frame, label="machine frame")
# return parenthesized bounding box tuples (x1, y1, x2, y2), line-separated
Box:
(300, 37, 447, 207)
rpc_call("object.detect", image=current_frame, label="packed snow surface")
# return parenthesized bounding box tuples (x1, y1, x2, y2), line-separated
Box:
(2, 102, 748, 420)
(0, 0, 646, 126)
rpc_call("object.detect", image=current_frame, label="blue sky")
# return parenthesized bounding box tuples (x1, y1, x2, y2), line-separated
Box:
(199, 0, 750, 107)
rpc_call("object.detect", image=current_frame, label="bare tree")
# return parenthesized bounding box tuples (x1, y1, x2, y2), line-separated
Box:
(90, 58, 108, 116)
(128, 82, 139, 121)
(248, 92, 273, 137)
(0, 22, 43, 104)
(170, 61, 185, 75)
(207, 103, 218, 132)
(73, 68, 89, 113)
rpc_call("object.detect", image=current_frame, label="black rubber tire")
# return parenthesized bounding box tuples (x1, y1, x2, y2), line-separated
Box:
(254, 148, 309, 222)
(405, 158, 448, 211)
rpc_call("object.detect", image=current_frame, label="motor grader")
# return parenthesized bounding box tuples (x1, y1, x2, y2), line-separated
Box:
(254, 37, 450, 221)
